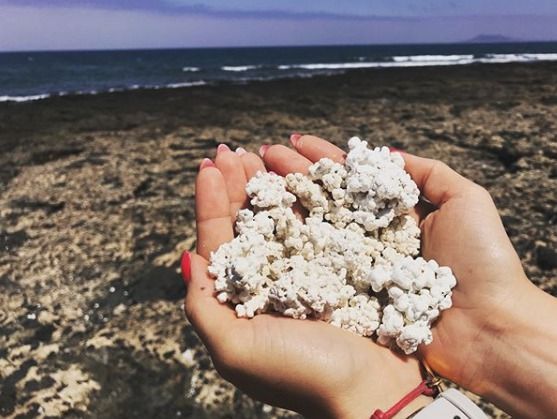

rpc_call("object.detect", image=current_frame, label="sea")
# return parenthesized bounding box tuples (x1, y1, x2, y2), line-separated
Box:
(1, 42, 557, 103)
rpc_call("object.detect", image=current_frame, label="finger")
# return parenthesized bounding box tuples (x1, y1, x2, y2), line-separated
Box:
(215, 144, 249, 219)
(238, 150, 267, 180)
(184, 253, 237, 352)
(405, 197, 437, 224)
(290, 134, 346, 163)
(260, 145, 310, 220)
(262, 144, 312, 175)
(399, 153, 472, 206)
(196, 164, 234, 259)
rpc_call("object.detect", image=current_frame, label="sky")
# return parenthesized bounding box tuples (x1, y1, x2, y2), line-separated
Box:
(1, 1, 557, 51)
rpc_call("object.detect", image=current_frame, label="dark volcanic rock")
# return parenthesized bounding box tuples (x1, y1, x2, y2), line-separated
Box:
(537, 246, 557, 270)
(0, 229, 29, 252)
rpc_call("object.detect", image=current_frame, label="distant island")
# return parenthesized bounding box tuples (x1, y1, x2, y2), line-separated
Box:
(464, 34, 518, 43)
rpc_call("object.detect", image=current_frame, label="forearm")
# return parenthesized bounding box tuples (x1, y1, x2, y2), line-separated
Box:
(475, 283, 557, 418)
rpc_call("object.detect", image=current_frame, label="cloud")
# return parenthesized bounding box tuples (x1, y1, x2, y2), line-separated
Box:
(4, 0, 556, 20)
(0, 0, 411, 20)
(1, 4, 556, 52)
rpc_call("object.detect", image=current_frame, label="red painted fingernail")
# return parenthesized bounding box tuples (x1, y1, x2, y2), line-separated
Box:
(199, 158, 215, 170)
(217, 143, 231, 154)
(259, 144, 270, 157)
(181, 251, 191, 286)
(235, 147, 247, 156)
(388, 147, 404, 153)
(290, 133, 302, 147)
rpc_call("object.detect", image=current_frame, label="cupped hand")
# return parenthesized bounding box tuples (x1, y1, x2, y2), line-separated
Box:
(285, 135, 534, 395)
(184, 146, 430, 418)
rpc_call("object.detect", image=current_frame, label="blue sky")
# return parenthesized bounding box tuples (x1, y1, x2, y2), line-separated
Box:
(1, 1, 557, 51)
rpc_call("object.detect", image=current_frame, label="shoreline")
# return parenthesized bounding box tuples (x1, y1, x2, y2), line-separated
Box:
(1, 59, 557, 105)
(2, 60, 556, 146)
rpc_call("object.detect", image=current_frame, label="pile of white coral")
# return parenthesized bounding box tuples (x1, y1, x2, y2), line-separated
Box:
(208, 137, 456, 354)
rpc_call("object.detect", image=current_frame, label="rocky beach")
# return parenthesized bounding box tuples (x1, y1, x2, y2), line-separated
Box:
(1, 62, 556, 418)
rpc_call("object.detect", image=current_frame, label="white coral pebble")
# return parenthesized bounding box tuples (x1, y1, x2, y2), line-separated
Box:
(208, 137, 457, 354)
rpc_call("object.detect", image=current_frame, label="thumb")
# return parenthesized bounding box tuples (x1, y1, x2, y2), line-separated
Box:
(182, 251, 236, 352)
(399, 152, 475, 206)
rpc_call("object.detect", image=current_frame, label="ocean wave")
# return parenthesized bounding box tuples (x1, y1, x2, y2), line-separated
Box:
(182, 66, 200, 72)
(393, 54, 474, 63)
(162, 81, 207, 89)
(277, 52, 557, 71)
(0, 81, 208, 103)
(0, 94, 51, 103)
(278, 62, 383, 70)
(479, 53, 557, 63)
(277, 55, 476, 70)
(3, 51, 557, 104)
(221, 65, 260, 72)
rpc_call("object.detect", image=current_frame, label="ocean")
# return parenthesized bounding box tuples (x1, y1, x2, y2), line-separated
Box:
(1, 42, 557, 103)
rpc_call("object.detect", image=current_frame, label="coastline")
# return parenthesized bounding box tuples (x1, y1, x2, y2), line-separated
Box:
(0, 61, 556, 418)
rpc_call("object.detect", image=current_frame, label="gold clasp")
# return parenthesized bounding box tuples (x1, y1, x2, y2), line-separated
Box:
(421, 360, 444, 394)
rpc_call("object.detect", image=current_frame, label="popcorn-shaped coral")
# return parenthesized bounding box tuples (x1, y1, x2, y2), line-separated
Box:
(208, 137, 456, 354)
(345, 137, 420, 230)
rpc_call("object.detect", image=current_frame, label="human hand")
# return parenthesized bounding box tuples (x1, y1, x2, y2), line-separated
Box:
(184, 145, 431, 418)
(286, 134, 557, 418)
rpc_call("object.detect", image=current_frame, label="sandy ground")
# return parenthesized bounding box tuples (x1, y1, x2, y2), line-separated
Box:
(0, 62, 556, 418)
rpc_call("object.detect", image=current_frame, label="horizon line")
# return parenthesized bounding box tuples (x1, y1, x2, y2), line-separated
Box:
(2, 38, 557, 54)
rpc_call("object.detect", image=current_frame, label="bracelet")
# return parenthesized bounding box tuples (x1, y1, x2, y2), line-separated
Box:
(370, 361, 442, 419)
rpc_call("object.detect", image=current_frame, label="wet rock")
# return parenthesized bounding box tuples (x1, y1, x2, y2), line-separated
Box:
(0, 359, 38, 416)
(10, 198, 65, 214)
(0, 229, 29, 252)
(129, 264, 185, 303)
(30, 147, 84, 166)
(537, 246, 557, 270)
(496, 144, 521, 169)
(133, 177, 154, 197)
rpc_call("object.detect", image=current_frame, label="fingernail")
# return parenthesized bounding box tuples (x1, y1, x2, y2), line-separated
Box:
(290, 133, 302, 147)
(235, 147, 247, 156)
(199, 158, 215, 170)
(217, 143, 231, 154)
(388, 147, 403, 153)
(181, 251, 191, 286)
(259, 144, 270, 157)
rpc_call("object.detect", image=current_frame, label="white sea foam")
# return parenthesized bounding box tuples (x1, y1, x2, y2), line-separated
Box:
(182, 66, 200, 72)
(278, 63, 381, 70)
(277, 52, 557, 71)
(0, 81, 208, 103)
(162, 81, 207, 88)
(0, 94, 51, 103)
(479, 53, 557, 63)
(392, 54, 474, 63)
(221, 65, 260, 72)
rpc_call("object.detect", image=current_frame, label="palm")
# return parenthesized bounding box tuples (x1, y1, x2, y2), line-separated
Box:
(222, 313, 399, 413)
(186, 143, 425, 417)
(418, 194, 529, 389)
(262, 133, 531, 395)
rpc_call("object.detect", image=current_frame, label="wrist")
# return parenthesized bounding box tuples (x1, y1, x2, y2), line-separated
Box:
(328, 352, 433, 419)
(468, 282, 557, 417)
